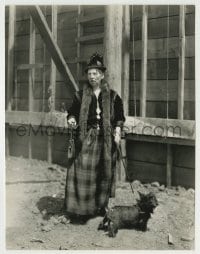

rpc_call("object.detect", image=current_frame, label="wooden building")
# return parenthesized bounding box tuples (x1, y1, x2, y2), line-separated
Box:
(5, 5, 195, 188)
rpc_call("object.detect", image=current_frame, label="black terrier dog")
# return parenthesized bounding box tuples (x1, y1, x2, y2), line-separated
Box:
(98, 192, 158, 237)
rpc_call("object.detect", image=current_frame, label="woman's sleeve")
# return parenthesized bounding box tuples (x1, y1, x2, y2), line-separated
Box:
(114, 94, 126, 128)
(67, 92, 81, 122)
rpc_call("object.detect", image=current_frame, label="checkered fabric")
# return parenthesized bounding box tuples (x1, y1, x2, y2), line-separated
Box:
(64, 128, 117, 215)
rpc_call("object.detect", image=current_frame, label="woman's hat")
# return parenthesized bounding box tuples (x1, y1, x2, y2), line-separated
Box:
(84, 52, 107, 73)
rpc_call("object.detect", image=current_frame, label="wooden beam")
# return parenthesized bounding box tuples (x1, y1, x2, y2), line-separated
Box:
(76, 33, 104, 43)
(5, 112, 195, 146)
(129, 80, 195, 102)
(5, 124, 10, 157)
(28, 5, 79, 92)
(124, 116, 195, 140)
(178, 5, 186, 119)
(131, 36, 194, 60)
(16, 63, 43, 70)
(166, 144, 173, 187)
(76, 12, 104, 23)
(29, 18, 36, 112)
(126, 133, 194, 146)
(6, 6, 15, 111)
(104, 5, 123, 94)
(50, 5, 57, 111)
(140, 5, 148, 117)
(48, 6, 58, 164)
(122, 5, 130, 115)
(77, 6, 83, 86)
(28, 18, 36, 159)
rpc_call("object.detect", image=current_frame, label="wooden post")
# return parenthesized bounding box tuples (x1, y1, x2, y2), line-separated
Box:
(122, 5, 130, 116)
(166, 144, 173, 187)
(104, 5, 124, 181)
(28, 17, 36, 159)
(50, 5, 57, 111)
(29, 5, 78, 92)
(104, 5, 123, 94)
(77, 6, 83, 84)
(5, 124, 10, 157)
(29, 18, 35, 112)
(140, 5, 148, 117)
(178, 5, 185, 120)
(6, 6, 15, 111)
(48, 6, 57, 164)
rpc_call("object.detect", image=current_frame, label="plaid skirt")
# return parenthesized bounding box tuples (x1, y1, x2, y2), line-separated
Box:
(64, 128, 117, 215)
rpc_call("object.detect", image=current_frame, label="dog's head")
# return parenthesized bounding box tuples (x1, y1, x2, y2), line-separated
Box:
(137, 192, 158, 213)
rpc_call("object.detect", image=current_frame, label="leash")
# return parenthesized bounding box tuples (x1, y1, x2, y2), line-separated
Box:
(117, 144, 135, 196)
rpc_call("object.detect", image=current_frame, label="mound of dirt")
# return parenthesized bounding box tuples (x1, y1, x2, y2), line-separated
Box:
(6, 156, 194, 250)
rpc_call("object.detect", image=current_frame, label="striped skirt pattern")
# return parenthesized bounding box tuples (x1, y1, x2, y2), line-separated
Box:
(64, 128, 117, 216)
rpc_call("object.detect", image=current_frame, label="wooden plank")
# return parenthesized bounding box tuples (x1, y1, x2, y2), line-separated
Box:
(184, 101, 195, 120)
(28, 5, 79, 92)
(5, 112, 195, 144)
(48, 6, 58, 163)
(132, 5, 194, 21)
(166, 144, 173, 187)
(28, 18, 35, 160)
(57, 28, 77, 45)
(140, 5, 148, 117)
(83, 24, 104, 36)
(131, 36, 194, 60)
(127, 160, 166, 184)
(16, 63, 43, 70)
(173, 166, 194, 188)
(124, 116, 195, 140)
(104, 5, 123, 94)
(148, 15, 179, 39)
(29, 18, 35, 112)
(130, 58, 194, 81)
(57, 6, 77, 14)
(81, 44, 103, 59)
(9, 143, 29, 158)
(76, 12, 104, 23)
(83, 5, 105, 16)
(178, 6, 186, 120)
(129, 80, 195, 102)
(126, 133, 195, 146)
(5, 124, 10, 157)
(77, 6, 83, 87)
(148, 5, 179, 19)
(126, 140, 167, 164)
(76, 33, 104, 43)
(52, 150, 68, 167)
(122, 5, 130, 115)
(5, 111, 68, 128)
(185, 13, 195, 36)
(173, 145, 195, 169)
(15, 19, 30, 36)
(50, 5, 58, 111)
(57, 11, 77, 30)
(6, 6, 16, 111)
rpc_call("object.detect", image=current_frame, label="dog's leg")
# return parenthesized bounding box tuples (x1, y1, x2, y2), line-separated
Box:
(108, 221, 118, 237)
(98, 214, 109, 230)
(138, 213, 150, 231)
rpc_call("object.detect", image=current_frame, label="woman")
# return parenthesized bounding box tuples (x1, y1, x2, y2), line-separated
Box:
(64, 53, 125, 219)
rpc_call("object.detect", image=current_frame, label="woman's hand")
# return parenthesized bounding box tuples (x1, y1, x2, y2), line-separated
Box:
(114, 127, 121, 147)
(68, 117, 77, 128)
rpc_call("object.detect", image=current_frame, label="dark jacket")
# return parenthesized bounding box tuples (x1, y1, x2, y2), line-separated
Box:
(67, 88, 125, 129)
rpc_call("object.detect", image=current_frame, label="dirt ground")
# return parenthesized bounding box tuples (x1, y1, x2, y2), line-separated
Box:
(6, 156, 195, 250)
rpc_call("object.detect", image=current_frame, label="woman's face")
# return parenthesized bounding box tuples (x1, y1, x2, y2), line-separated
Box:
(87, 68, 104, 88)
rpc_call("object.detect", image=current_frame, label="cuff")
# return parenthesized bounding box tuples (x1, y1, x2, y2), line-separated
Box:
(116, 120, 124, 129)
(67, 115, 76, 121)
